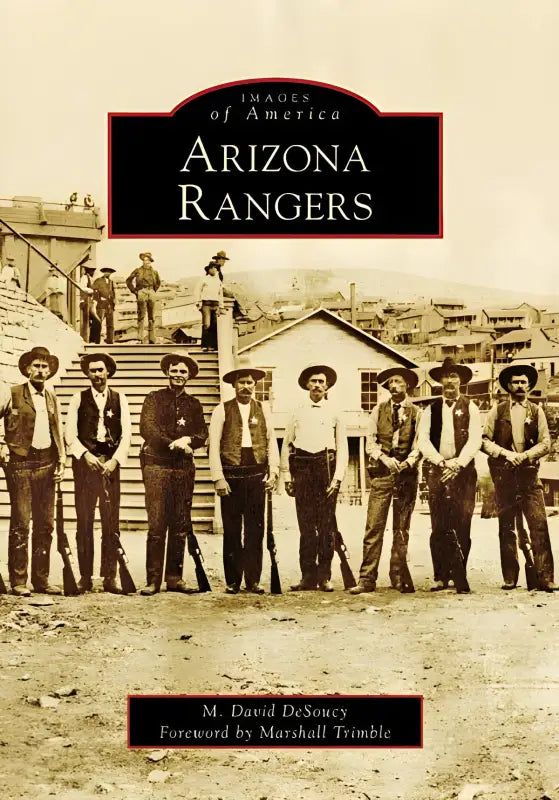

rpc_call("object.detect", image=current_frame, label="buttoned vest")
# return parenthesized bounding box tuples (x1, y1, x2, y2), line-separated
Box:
(220, 399, 268, 466)
(4, 383, 63, 458)
(492, 400, 539, 451)
(376, 400, 419, 460)
(77, 388, 122, 452)
(429, 395, 470, 456)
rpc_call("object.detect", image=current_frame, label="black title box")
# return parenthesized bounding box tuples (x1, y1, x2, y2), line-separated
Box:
(128, 694, 422, 749)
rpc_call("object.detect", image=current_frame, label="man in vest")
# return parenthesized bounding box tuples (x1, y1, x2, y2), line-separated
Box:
(417, 357, 482, 593)
(139, 351, 208, 595)
(208, 356, 279, 594)
(0, 347, 65, 596)
(65, 353, 131, 593)
(350, 367, 421, 594)
(281, 364, 348, 592)
(126, 252, 161, 344)
(92, 267, 117, 344)
(79, 263, 99, 343)
(482, 365, 556, 591)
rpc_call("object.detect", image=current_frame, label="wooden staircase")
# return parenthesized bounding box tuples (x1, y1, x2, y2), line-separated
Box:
(0, 343, 220, 534)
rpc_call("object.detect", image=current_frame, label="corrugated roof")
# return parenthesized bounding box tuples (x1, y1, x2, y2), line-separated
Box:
(430, 334, 489, 346)
(492, 329, 533, 345)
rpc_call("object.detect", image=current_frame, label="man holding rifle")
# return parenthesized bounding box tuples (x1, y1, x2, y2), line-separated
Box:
(281, 363, 348, 592)
(350, 367, 421, 594)
(417, 357, 482, 593)
(0, 347, 65, 596)
(65, 353, 131, 593)
(139, 351, 208, 595)
(208, 356, 279, 594)
(482, 365, 556, 591)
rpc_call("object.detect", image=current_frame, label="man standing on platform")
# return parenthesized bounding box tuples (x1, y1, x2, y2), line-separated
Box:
(139, 352, 208, 595)
(79, 263, 98, 343)
(0, 347, 65, 596)
(482, 364, 556, 591)
(208, 356, 279, 594)
(65, 353, 131, 593)
(281, 364, 348, 592)
(417, 357, 482, 593)
(350, 367, 421, 594)
(126, 252, 161, 344)
(92, 267, 117, 344)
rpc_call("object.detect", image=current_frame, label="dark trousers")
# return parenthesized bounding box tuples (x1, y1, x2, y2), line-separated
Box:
(96, 300, 114, 344)
(492, 465, 554, 586)
(221, 450, 266, 588)
(359, 466, 418, 588)
(4, 448, 56, 589)
(72, 456, 119, 582)
(426, 464, 477, 583)
(201, 301, 218, 350)
(291, 450, 337, 585)
(142, 459, 195, 587)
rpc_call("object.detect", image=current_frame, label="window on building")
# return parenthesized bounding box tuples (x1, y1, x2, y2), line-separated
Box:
(360, 371, 378, 412)
(255, 369, 273, 403)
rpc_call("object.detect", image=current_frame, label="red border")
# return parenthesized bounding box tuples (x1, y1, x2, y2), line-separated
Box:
(127, 692, 424, 750)
(108, 77, 443, 240)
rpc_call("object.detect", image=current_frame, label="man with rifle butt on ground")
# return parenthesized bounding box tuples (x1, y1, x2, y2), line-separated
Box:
(350, 367, 421, 595)
(65, 352, 132, 593)
(417, 357, 482, 594)
(209, 356, 279, 594)
(139, 351, 209, 595)
(482, 364, 556, 592)
(281, 363, 349, 592)
(0, 347, 66, 596)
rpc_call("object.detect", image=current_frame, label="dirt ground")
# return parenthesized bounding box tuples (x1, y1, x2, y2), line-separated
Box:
(1, 496, 558, 800)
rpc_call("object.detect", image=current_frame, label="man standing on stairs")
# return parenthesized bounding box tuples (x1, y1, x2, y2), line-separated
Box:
(79, 263, 99, 343)
(65, 353, 131, 594)
(92, 267, 117, 345)
(0, 347, 65, 597)
(208, 356, 279, 595)
(126, 252, 161, 344)
(139, 351, 208, 595)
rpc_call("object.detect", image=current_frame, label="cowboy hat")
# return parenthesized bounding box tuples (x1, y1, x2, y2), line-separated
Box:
(18, 346, 59, 378)
(298, 363, 337, 390)
(498, 364, 539, 393)
(139, 252, 154, 262)
(223, 356, 265, 385)
(160, 350, 199, 379)
(80, 352, 117, 378)
(213, 250, 230, 261)
(83, 263, 96, 272)
(377, 366, 419, 390)
(99, 266, 116, 274)
(429, 357, 472, 385)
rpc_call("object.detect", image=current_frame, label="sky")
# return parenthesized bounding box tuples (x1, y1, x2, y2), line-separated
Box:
(1, 0, 558, 295)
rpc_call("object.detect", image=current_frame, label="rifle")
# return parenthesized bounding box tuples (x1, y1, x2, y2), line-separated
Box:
(266, 487, 282, 594)
(442, 478, 470, 594)
(56, 486, 80, 596)
(325, 448, 357, 589)
(186, 529, 211, 593)
(100, 476, 137, 595)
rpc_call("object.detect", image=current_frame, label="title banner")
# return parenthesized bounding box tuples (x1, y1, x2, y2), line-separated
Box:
(128, 694, 423, 749)
(108, 78, 442, 238)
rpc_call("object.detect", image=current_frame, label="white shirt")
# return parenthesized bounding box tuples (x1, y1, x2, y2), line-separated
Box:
(29, 382, 52, 450)
(208, 400, 279, 482)
(65, 387, 132, 466)
(280, 399, 348, 483)
(417, 397, 482, 468)
(195, 273, 224, 305)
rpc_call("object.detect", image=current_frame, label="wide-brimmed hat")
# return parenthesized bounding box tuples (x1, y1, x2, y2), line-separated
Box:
(223, 356, 265, 385)
(213, 250, 229, 261)
(18, 346, 59, 378)
(139, 252, 154, 262)
(204, 262, 218, 274)
(498, 364, 539, 393)
(83, 263, 96, 273)
(377, 366, 419, 390)
(80, 352, 117, 378)
(160, 351, 199, 379)
(429, 357, 473, 385)
(100, 266, 116, 275)
(298, 363, 337, 390)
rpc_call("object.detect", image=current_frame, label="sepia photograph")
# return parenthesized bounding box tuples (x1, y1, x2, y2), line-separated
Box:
(1, 2, 559, 799)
